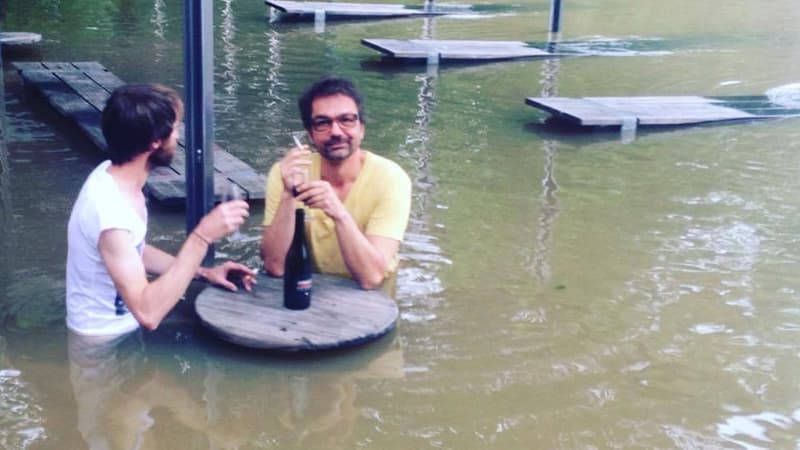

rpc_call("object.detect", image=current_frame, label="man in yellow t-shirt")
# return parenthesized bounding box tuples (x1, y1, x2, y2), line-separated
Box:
(260, 76, 411, 289)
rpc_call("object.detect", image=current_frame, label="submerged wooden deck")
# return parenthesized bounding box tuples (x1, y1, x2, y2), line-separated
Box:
(266, 0, 454, 18)
(13, 61, 265, 206)
(525, 96, 800, 128)
(362, 39, 566, 61)
(0, 32, 42, 46)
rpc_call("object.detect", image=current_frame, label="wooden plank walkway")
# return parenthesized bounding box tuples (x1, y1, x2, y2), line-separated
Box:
(266, 0, 454, 18)
(525, 95, 800, 127)
(0, 32, 42, 46)
(362, 38, 566, 61)
(196, 272, 398, 351)
(13, 61, 265, 206)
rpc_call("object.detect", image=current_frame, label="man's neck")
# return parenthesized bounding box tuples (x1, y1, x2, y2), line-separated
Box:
(106, 154, 150, 193)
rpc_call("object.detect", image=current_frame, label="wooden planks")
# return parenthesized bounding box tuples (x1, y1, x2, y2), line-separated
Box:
(266, 0, 448, 18)
(362, 38, 565, 61)
(525, 95, 800, 128)
(0, 32, 42, 46)
(13, 61, 266, 206)
(196, 272, 398, 351)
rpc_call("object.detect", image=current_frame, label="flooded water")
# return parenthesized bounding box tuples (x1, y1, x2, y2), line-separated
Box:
(2, 0, 800, 448)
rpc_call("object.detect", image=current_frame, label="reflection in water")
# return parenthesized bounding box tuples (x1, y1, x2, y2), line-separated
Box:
(263, 29, 286, 131)
(529, 140, 559, 283)
(397, 17, 450, 307)
(717, 410, 799, 449)
(68, 331, 209, 449)
(528, 40, 561, 284)
(149, 0, 167, 64)
(0, 54, 11, 249)
(0, 357, 46, 448)
(219, 0, 240, 101)
(195, 338, 405, 448)
(64, 326, 405, 449)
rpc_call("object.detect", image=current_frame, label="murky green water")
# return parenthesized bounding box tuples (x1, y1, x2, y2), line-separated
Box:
(2, 0, 800, 448)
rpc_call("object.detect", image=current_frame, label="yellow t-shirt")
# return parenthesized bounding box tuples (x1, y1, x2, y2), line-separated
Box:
(263, 151, 412, 278)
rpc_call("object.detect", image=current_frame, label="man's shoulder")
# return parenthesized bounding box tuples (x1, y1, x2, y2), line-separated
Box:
(364, 151, 409, 180)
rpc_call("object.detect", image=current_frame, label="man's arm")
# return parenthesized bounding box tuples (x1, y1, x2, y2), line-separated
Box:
(100, 200, 254, 330)
(331, 212, 399, 289)
(295, 181, 400, 289)
(260, 148, 310, 276)
(99, 229, 208, 330)
(143, 243, 251, 291)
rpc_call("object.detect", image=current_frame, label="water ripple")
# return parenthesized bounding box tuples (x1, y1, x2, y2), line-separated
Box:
(0, 368, 46, 448)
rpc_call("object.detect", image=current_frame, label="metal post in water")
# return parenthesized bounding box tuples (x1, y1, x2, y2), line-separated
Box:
(314, 10, 325, 33)
(184, 0, 215, 264)
(549, 0, 562, 33)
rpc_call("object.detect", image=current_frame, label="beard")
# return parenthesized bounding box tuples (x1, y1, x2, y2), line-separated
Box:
(318, 136, 354, 162)
(148, 144, 174, 167)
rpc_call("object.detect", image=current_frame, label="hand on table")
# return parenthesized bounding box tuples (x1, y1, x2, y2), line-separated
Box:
(200, 261, 257, 292)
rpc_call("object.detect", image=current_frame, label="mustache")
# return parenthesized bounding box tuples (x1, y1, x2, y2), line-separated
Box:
(322, 136, 350, 150)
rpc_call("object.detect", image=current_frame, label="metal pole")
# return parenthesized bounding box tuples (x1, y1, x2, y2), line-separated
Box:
(184, 0, 215, 264)
(549, 0, 562, 33)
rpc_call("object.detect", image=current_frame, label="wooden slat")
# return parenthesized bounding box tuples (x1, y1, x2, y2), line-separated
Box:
(196, 272, 398, 351)
(41, 62, 77, 71)
(12, 62, 46, 71)
(55, 71, 111, 111)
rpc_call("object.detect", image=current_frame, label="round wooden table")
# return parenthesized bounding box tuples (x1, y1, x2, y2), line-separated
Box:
(195, 273, 399, 351)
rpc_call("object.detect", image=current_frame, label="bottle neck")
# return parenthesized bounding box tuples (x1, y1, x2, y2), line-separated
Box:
(294, 208, 306, 237)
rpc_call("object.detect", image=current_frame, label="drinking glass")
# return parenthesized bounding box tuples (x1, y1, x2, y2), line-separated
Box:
(290, 131, 313, 195)
(224, 180, 245, 242)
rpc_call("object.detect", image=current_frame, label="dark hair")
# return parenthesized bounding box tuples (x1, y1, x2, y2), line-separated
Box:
(101, 84, 183, 165)
(297, 76, 365, 131)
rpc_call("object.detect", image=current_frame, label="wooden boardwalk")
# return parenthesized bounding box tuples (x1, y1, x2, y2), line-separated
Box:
(266, 0, 453, 18)
(525, 95, 800, 128)
(13, 61, 265, 206)
(362, 39, 566, 61)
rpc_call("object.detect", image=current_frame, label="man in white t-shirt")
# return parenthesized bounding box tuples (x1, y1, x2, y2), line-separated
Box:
(66, 84, 255, 337)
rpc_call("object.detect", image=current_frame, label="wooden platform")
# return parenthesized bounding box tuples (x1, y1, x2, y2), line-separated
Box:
(266, 0, 454, 18)
(525, 95, 800, 127)
(13, 61, 265, 205)
(363, 38, 565, 61)
(0, 32, 42, 46)
(196, 272, 398, 351)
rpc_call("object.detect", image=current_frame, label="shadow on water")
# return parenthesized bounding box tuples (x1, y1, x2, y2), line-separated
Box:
(523, 116, 798, 145)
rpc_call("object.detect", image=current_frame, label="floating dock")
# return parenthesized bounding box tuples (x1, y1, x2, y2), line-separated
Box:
(525, 95, 800, 128)
(13, 61, 265, 206)
(266, 0, 455, 19)
(362, 38, 566, 62)
(0, 32, 42, 46)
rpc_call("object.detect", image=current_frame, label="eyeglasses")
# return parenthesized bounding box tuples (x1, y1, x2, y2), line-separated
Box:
(310, 113, 359, 133)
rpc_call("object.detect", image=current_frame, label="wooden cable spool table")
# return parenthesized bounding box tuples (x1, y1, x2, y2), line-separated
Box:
(195, 272, 399, 351)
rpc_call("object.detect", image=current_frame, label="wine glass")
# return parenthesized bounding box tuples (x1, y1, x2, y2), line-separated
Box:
(290, 131, 313, 196)
(224, 180, 245, 242)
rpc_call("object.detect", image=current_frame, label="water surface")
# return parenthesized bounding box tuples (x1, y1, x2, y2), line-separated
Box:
(2, 0, 800, 448)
